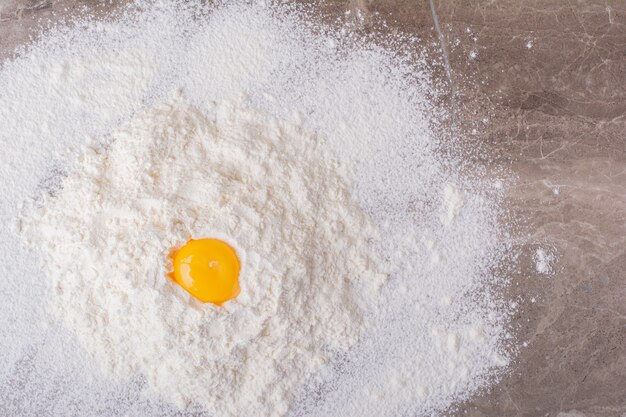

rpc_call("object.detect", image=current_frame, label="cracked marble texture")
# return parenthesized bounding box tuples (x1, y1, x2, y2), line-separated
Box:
(1, 1, 625, 417)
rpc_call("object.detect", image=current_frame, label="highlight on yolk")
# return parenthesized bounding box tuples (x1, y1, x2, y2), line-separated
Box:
(168, 238, 240, 305)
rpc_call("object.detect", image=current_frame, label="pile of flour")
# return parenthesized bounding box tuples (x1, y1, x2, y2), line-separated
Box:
(20, 97, 385, 416)
(0, 1, 513, 416)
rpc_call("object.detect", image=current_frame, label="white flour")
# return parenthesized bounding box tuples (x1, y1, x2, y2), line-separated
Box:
(534, 247, 556, 275)
(20, 97, 384, 417)
(0, 1, 513, 416)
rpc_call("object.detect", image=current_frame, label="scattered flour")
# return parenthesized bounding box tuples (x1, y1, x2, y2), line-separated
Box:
(0, 1, 513, 416)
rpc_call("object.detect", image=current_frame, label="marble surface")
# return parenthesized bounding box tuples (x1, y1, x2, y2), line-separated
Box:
(1, 1, 625, 416)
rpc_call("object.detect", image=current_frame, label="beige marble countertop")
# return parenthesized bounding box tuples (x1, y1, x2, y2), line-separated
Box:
(1, 1, 625, 416)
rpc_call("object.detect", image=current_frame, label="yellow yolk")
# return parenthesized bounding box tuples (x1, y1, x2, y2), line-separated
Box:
(168, 238, 240, 305)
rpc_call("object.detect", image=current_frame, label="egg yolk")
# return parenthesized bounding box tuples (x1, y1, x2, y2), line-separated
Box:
(168, 238, 240, 305)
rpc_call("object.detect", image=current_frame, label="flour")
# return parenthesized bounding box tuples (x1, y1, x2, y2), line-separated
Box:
(20, 97, 384, 417)
(1, 1, 513, 416)
(440, 184, 466, 226)
(534, 247, 556, 275)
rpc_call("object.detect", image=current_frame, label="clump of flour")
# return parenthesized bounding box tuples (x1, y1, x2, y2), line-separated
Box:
(534, 247, 556, 275)
(20, 97, 384, 417)
(0, 1, 513, 416)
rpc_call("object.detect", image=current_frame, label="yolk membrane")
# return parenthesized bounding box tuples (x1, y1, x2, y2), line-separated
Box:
(168, 238, 240, 305)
